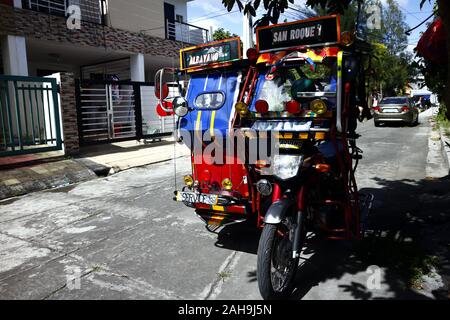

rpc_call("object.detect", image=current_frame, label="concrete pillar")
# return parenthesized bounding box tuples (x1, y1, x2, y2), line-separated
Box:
(59, 73, 80, 155)
(130, 53, 145, 82)
(242, 13, 254, 55)
(1, 35, 29, 76)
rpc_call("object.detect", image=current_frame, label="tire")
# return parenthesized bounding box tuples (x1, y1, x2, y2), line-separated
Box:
(257, 222, 300, 300)
(374, 121, 381, 127)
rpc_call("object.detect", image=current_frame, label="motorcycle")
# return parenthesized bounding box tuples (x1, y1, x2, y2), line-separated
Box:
(157, 15, 374, 300)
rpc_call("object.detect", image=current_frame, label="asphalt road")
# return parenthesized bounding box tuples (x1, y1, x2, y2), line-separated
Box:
(0, 109, 447, 300)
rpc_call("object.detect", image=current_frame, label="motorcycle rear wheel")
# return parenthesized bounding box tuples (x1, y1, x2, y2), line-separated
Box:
(257, 222, 299, 300)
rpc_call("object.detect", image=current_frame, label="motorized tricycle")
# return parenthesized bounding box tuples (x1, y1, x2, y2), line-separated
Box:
(155, 15, 373, 300)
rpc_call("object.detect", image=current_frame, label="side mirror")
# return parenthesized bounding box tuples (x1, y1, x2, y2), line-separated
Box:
(154, 68, 175, 112)
(173, 96, 189, 117)
(155, 83, 169, 100)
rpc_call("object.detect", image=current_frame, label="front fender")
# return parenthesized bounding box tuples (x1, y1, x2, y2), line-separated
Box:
(264, 198, 295, 224)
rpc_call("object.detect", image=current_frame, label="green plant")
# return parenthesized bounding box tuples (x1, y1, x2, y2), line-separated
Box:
(212, 28, 238, 41)
(435, 104, 450, 136)
(217, 270, 232, 282)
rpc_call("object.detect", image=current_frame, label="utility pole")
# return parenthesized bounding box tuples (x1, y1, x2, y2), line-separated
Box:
(242, 12, 254, 54)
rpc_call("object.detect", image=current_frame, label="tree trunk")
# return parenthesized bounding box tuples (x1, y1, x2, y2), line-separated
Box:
(437, 0, 450, 119)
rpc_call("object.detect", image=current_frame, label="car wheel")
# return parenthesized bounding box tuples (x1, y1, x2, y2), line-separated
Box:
(374, 121, 381, 127)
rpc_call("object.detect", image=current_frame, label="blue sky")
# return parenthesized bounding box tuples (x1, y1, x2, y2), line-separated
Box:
(187, 0, 436, 53)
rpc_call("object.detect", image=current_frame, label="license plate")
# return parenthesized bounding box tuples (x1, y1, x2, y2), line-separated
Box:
(177, 192, 218, 205)
(383, 108, 398, 113)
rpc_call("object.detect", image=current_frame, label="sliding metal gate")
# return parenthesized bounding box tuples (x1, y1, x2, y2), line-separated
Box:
(0, 75, 62, 157)
(76, 80, 176, 145)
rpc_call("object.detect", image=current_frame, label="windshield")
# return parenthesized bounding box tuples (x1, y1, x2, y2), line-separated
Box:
(381, 97, 408, 104)
(253, 59, 337, 112)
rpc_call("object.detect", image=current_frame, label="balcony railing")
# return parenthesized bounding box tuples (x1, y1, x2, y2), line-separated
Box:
(166, 20, 209, 45)
(21, 0, 107, 25)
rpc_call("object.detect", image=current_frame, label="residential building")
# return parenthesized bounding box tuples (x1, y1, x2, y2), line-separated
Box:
(0, 0, 210, 81)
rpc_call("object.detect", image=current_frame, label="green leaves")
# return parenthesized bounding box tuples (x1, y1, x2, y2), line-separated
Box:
(244, 3, 257, 16)
(222, 0, 237, 12)
(420, 0, 429, 9)
(223, 0, 292, 25)
(212, 27, 239, 41)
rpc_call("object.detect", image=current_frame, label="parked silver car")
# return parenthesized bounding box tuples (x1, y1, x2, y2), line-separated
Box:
(373, 96, 419, 127)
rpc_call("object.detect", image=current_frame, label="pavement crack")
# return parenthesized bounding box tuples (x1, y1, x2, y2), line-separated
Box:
(201, 251, 241, 300)
(41, 268, 96, 300)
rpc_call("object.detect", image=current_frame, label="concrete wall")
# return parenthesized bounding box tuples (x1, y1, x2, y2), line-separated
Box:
(107, 0, 188, 38)
(0, 4, 182, 58)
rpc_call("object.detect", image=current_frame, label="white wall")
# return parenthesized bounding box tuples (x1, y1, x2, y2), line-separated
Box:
(2, 35, 29, 76)
(107, 0, 189, 38)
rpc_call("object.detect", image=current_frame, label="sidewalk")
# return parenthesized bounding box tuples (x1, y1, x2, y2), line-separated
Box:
(428, 106, 450, 177)
(78, 138, 190, 174)
(0, 138, 190, 201)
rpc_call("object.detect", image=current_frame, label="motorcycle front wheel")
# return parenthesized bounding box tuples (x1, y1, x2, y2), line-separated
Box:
(257, 221, 300, 300)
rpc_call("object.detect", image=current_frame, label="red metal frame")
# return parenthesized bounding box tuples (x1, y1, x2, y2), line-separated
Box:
(246, 48, 361, 240)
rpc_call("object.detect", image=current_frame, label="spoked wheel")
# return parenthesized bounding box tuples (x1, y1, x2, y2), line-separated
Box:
(257, 221, 299, 300)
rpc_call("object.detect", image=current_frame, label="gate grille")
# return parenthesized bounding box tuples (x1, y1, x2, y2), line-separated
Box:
(76, 80, 177, 146)
(0, 75, 62, 157)
(79, 85, 109, 142)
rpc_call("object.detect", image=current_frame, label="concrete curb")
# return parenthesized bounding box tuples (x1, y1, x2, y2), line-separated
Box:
(0, 159, 97, 201)
(439, 127, 450, 176)
(427, 115, 449, 178)
(0, 151, 190, 201)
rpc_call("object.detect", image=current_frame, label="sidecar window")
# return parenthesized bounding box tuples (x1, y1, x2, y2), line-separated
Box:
(195, 92, 225, 110)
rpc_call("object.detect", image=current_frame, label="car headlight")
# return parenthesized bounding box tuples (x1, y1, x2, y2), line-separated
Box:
(173, 97, 189, 117)
(272, 155, 303, 180)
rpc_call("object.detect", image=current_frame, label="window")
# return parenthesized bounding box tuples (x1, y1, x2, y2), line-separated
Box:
(176, 15, 184, 23)
(195, 92, 225, 110)
(255, 60, 337, 112)
(381, 97, 408, 104)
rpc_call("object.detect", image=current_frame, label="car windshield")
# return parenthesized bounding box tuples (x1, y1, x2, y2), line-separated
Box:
(381, 97, 408, 104)
(254, 59, 337, 112)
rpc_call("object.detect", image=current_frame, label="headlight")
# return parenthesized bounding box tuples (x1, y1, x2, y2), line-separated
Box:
(256, 179, 273, 196)
(310, 99, 327, 115)
(222, 178, 233, 191)
(173, 97, 189, 117)
(235, 102, 249, 116)
(183, 175, 194, 187)
(272, 155, 303, 180)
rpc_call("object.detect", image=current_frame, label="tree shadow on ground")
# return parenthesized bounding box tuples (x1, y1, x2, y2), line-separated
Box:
(214, 175, 450, 300)
(294, 174, 450, 299)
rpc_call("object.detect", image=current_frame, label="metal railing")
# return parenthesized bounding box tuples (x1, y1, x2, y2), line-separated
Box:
(76, 79, 177, 145)
(22, 0, 107, 25)
(0, 75, 62, 157)
(166, 20, 209, 45)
